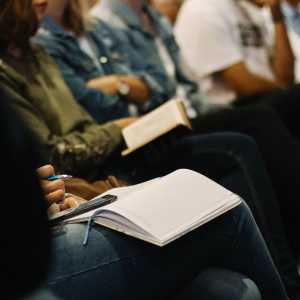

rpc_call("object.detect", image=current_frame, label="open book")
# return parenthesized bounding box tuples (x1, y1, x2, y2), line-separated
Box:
(66, 169, 241, 247)
(122, 99, 192, 156)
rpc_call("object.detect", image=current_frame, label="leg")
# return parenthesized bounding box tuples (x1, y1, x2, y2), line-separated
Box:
(193, 106, 300, 254)
(162, 132, 300, 298)
(103, 131, 300, 297)
(235, 84, 300, 139)
(47, 202, 288, 300)
(175, 269, 261, 300)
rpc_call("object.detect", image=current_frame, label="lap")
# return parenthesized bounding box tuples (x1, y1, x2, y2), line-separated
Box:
(47, 204, 247, 300)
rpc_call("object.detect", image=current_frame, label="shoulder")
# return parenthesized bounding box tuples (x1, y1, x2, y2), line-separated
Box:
(0, 59, 22, 90)
(180, 0, 236, 18)
(177, 0, 237, 32)
(33, 28, 65, 55)
(34, 27, 54, 43)
(0, 64, 27, 107)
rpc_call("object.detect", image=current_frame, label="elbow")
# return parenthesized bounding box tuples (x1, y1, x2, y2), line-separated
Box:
(227, 81, 259, 96)
(277, 73, 295, 87)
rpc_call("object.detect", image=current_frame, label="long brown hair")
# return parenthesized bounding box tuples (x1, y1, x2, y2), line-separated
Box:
(64, 0, 92, 36)
(0, 0, 38, 54)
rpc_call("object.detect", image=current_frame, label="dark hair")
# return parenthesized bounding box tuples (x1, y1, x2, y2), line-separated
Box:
(0, 87, 51, 299)
(0, 0, 38, 54)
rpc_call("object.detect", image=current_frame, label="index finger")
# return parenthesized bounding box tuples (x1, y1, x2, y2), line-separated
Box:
(36, 165, 55, 179)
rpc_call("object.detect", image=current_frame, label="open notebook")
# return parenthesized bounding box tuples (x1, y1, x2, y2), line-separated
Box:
(66, 169, 241, 246)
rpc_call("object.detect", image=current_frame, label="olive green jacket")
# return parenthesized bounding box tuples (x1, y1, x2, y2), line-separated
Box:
(0, 48, 122, 178)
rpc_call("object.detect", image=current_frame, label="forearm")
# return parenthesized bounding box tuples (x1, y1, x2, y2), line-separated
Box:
(271, 4, 295, 85)
(119, 75, 150, 104)
(234, 75, 282, 96)
(87, 77, 118, 95)
(87, 75, 150, 104)
(49, 122, 123, 177)
(221, 63, 283, 96)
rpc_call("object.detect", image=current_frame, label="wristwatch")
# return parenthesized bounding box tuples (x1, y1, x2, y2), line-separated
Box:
(117, 80, 131, 96)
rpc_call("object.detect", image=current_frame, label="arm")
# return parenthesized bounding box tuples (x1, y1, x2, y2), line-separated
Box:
(220, 1, 294, 96)
(220, 62, 283, 96)
(266, 0, 295, 84)
(87, 74, 150, 104)
(48, 54, 130, 123)
(0, 79, 123, 177)
(175, 1, 291, 97)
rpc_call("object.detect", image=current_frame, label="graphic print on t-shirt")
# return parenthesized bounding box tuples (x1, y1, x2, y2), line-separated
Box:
(238, 24, 264, 48)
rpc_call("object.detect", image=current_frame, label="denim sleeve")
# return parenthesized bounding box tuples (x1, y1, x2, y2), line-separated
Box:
(110, 28, 176, 112)
(135, 66, 176, 111)
(123, 51, 176, 113)
(48, 54, 130, 124)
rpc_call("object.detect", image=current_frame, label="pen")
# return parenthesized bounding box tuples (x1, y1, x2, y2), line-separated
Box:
(47, 174, 73, 181)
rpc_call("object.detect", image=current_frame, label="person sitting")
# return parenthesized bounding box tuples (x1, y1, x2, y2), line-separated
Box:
(0, 93, 263, 300)
(90, 0, 300, 297)
(0, 92, 271, 300)
(175, 0, 294, 102)
(33, 0, 173, 123)
(0, 0, 298, 298)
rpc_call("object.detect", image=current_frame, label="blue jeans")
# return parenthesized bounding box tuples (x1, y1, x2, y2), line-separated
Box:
(47, 202, 287, 299)
(176, 268, 261, 300)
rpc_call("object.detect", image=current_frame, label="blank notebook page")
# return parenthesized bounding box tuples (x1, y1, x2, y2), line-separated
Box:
(104, 169, 237, 241)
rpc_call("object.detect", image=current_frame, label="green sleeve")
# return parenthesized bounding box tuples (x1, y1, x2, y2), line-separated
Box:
(0, 80, 123, 178)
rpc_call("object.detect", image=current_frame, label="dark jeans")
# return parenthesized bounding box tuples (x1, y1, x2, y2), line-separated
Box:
(177, 268, 261, 300)
(47, 203, 287, 300)
(34, 271, 261, 300)
(191, 109, 300, 296)
(101, 132, 299, 297)
(234, 84, 300, 249)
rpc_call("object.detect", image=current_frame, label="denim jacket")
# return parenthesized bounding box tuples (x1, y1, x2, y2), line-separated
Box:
(34, 17, 167, 123)
(97, 0, 218, 115)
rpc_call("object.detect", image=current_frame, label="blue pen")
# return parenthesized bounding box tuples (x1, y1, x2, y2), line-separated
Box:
(47, 174, 73, 181)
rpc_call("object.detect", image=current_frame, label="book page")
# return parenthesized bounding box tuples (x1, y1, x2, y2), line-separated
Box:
(66, 178, 161, 222)
(122, 99, 189, 150)
(103, 169, 241, 243)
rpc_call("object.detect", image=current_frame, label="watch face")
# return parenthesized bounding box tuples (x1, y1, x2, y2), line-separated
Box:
(118, 82, 130, 96)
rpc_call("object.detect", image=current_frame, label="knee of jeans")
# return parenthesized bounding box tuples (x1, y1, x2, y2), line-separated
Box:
(230, 200, 252, 228)
(241, 277, 262, 300)
(195, 268, 261, 300)
(226, 133, 259, 157)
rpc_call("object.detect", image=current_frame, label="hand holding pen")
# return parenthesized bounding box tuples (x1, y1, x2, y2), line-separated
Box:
(36, 165, 81, 215)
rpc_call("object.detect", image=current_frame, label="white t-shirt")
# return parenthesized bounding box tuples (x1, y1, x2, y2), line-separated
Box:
(155, 38, 197, 118)
(175, 0, 275, 104)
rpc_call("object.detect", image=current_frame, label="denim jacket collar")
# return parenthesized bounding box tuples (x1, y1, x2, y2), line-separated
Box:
(41, 16, 74, 38)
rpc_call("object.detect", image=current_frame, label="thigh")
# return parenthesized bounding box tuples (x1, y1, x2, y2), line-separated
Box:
(47, 203, 288, 300)
(47, 215, 236, 300)
(234, 84, 300, 138)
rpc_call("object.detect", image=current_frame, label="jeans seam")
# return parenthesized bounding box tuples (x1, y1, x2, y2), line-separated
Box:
(48, 254, 145, 285)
